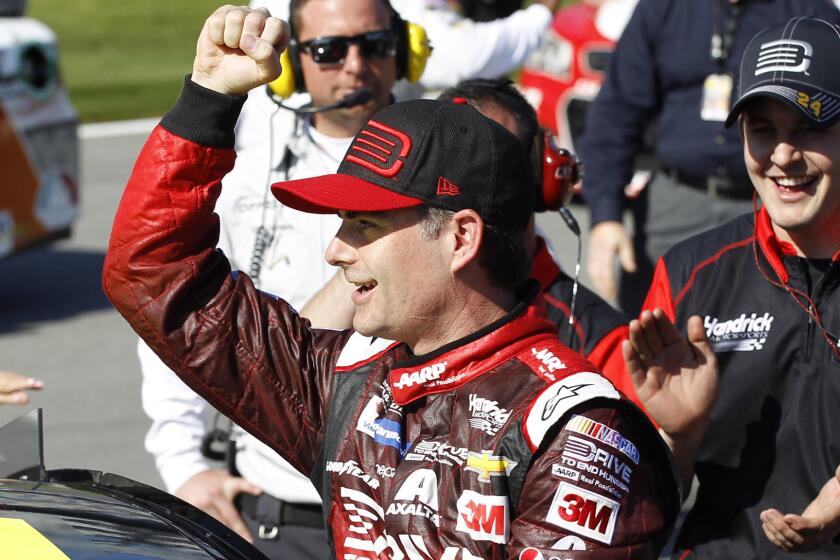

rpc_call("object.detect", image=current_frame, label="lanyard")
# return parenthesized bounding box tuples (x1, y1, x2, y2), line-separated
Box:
(710, 0, 742, 71)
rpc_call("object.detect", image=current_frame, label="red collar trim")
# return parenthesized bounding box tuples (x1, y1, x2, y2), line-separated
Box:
(389, 303, 557, 406)
(754, 206, 840, 280)
(531, 236, 561, 291)
(755, 206, 794, 284)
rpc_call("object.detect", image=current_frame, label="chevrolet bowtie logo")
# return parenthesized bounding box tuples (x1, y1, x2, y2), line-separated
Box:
(465, 451, 518, 483)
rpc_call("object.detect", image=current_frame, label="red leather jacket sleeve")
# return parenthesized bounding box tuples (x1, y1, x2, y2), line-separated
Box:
(509, 405, 678, 558)
(102, 126, 350, 475)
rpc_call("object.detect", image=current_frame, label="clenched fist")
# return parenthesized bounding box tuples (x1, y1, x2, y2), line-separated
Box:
(192, 5, 290, 95)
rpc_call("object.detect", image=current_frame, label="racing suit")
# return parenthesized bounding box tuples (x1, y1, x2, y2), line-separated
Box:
(104, 81, 680, 558)
(643, 208, 840, 558)
(531, 238, 639, 405)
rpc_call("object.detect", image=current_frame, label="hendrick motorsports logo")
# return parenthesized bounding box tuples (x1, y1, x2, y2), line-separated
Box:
(704, 312, 774, 352)
(468, 394, 511, 436)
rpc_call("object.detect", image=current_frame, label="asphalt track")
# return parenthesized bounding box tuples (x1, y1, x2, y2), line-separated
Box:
(0, 120, 592, 491)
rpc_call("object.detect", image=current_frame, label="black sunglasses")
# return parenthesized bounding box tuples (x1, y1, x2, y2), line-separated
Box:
(298, 30, 397, 65)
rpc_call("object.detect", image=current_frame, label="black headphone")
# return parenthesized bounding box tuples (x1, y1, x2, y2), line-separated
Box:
(269, 0, 431, 98)
(532, 129, 581, 213)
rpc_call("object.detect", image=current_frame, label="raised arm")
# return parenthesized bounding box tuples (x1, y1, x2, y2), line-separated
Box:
(622, 308, 719, 494)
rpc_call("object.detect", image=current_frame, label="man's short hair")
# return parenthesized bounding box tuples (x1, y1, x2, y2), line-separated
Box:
(416, 206, 532, 293)
(439, 78, 539, 152)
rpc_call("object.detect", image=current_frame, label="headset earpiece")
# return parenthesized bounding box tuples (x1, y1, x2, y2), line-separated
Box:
(268, 45, 305, 99)
(404, 22, 431, 83)
(535, 129, 580, 212)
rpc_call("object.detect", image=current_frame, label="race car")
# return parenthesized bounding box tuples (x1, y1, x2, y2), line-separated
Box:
(519, 0, 636, 153)
(0, 410, 269, 559)
(0, 0, 79, 259)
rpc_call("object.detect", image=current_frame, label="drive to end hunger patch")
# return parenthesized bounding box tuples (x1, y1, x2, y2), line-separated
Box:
(565, 415, 640, 465)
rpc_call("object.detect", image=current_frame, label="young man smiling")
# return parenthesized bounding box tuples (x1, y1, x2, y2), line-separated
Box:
(104, 6, 680, 557)
(624, 17, 840, 559)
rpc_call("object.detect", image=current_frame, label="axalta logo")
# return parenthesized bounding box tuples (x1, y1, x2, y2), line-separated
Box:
(704, 312, 774, 351)
(455, 490, 509, 544)
(546, 482, 619, 544)
(393, 362, 447, 389)
(386, 469, 440, 526)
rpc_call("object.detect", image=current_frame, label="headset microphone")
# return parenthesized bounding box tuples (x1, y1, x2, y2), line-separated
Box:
(270, 87, 373, 114)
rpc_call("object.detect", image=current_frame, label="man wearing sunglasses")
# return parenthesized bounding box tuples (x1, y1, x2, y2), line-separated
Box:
(138, 2, 403, 559)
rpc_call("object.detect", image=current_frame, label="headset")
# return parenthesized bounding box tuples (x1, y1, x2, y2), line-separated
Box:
(532, 129, 581, 216)
(269, 0, 431, 99)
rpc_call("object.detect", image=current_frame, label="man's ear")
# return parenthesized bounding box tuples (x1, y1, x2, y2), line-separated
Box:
(449, 209, 484, 274)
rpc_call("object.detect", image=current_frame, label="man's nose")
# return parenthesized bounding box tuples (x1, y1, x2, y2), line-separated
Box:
(770, 140, 804, 168)
(341, 43, 367, 74)
(325, 228, 355, 267)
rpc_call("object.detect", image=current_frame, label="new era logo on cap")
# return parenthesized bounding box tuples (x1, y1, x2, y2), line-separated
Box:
(346, 120, 412, 178)
(726, 17, 840, 129)
(755, 39, 812, 75)
(437, 177, 460, 196)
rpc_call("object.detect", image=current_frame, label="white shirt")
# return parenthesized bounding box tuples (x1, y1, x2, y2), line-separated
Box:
(141, 87, 348, 502)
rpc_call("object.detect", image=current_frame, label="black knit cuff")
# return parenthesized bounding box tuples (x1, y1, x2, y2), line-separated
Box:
(160, 75, 248, 149)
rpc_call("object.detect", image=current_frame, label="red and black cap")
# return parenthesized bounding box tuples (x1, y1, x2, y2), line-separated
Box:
(271, 99, 535, 226)
(726, 17, 840, 129)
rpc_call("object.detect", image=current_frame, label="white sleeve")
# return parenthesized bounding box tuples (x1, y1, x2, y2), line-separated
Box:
(401, 3, 553, 90)
(139, 339, 211, 493)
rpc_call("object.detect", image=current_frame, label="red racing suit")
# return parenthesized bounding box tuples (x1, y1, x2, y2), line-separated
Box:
(103, 82, 679, 559)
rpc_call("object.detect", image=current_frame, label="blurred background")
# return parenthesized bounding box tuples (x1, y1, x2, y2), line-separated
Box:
(0, 0, 603, 489)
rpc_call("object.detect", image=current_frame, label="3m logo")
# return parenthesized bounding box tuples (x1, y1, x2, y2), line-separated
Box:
(346, 120, 411, 178)
(437, 177, 460, 196)
(755, 39, 812, 75)
(546, 482, 619, 544)
(455, 491, 509, 544)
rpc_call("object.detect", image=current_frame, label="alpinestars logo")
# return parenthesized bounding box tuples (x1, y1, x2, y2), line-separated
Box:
(704, 312, 774, 352)
(755, 39, 812, 76)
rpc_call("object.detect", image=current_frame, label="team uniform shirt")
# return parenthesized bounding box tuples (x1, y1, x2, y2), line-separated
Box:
(141, 86, 344, 502)
(104, 81, 680, 559)
(643, 208, 840, 558)
(531, 238, 638, 405)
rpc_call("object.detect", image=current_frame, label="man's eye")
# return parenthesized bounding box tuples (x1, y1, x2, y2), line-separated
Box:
(357, 220, 375, 230)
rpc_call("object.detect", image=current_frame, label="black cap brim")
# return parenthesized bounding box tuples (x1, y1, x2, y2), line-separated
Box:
(725, 83, 840, 129)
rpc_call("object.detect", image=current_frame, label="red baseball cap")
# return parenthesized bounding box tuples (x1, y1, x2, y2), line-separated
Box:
(271, 99, 535, 226)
